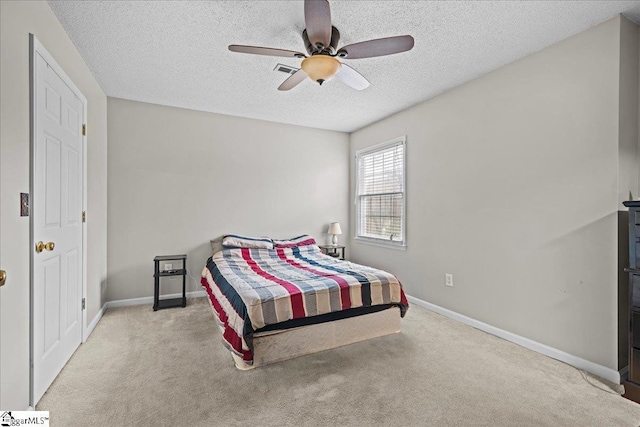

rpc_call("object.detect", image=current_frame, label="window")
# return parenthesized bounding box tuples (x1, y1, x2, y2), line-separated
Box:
(355, 136, 406, 248)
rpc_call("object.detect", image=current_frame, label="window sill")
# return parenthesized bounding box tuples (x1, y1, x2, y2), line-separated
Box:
(354, 237, 407, 251)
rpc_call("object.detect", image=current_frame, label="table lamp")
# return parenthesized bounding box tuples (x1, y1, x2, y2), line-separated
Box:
(327, 222, 342, 246)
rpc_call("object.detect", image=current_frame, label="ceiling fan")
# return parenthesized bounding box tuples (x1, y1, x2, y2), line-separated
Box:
(228, 0, 415, 91)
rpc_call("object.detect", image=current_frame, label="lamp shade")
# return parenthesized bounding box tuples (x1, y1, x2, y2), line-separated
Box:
(301, 55, 341, 85)
(327, 222, 342, 235)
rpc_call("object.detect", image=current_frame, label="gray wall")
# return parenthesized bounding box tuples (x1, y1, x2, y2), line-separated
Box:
(0, 0, 108, 409)
(619, 17, 640, 205)
(617, 16, 640, 371)
(349, 16, 630, 371)
(107, 98, 349, 301)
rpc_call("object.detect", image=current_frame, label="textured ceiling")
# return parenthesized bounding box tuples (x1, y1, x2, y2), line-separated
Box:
(48, 1, 640, 133)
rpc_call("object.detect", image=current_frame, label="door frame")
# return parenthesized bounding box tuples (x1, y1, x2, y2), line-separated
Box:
(29, 34, 88, 407)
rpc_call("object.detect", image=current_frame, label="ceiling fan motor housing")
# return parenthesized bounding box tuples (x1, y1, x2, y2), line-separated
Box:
(303, 26, 340, 55)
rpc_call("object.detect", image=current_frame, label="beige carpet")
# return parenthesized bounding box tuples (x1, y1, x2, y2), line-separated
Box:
(38, 298, 640, 426)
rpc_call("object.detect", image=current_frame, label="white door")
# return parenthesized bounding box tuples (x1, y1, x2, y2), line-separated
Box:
(32, 45, 84, 404)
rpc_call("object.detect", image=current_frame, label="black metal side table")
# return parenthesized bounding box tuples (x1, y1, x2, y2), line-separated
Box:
(319, 245, 346, 260)
(153, 254, 187, 311)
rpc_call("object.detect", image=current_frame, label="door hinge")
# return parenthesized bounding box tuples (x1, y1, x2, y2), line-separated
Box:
(82, 211, 86, 223)
(82, 124, 86, 136)
(82, 298, 86, 310)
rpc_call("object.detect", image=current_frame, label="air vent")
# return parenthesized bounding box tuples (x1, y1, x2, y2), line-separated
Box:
(274, 63, 299, 75)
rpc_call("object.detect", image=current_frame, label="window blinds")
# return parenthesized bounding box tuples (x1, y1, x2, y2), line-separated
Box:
(356, 140, 405, 243)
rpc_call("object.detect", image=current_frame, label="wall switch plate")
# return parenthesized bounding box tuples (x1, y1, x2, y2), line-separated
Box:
(445, 273, 453, 287)
(20, 193, 30, 216)
(164, 263, 173, 271)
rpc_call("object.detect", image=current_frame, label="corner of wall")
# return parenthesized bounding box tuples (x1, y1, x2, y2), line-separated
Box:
(619, 15, 640, 203)
(618, 14, 640, 371)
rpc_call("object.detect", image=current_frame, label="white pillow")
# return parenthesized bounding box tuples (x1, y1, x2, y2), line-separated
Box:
(273, 234, 317, 248)
(222, 234, 274, 250)
(210, 236, 224, 255)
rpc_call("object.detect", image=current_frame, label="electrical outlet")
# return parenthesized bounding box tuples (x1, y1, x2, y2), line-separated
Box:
(445, 273, 453, 287)
(164, 263, 173, 271)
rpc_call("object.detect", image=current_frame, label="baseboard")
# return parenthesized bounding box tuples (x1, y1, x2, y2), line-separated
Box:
(406, 295, 621, 384)
(106, 290, 207, 309)
(83, 303, 107, 342)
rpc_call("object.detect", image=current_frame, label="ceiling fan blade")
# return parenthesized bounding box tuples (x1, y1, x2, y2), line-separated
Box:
(229, 45, 306, 58)
(278, 68, 308, 91)
(335, 64, 370, 91)
(304, 0, 332, 49)
(337, 35, 414, 59)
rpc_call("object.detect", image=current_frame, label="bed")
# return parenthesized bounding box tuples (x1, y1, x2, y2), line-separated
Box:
(200, 234, 409, 370)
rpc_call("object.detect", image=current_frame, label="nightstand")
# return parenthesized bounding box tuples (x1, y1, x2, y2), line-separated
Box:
(153, 254, 187, 311)
(319, 245, 345, 260)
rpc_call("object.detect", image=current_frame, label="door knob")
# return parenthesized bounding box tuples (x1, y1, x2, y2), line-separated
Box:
(35, 241, 55, 253)
(0, 270, 5, 287)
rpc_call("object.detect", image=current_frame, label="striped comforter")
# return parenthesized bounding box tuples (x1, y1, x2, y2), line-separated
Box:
(200, 244, 408, 364)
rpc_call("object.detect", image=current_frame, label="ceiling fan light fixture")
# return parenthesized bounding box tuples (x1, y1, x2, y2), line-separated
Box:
(229, 0, 414, 91)
(301, 55, 341, 85)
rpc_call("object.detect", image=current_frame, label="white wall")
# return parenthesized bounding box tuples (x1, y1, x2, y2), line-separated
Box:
(0, 0, 108, 409)
(350, 16, 630, 371)
(107, 98, 349, 301)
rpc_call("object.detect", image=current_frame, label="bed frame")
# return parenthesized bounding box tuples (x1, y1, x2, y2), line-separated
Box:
(226, 306, 402, 370)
